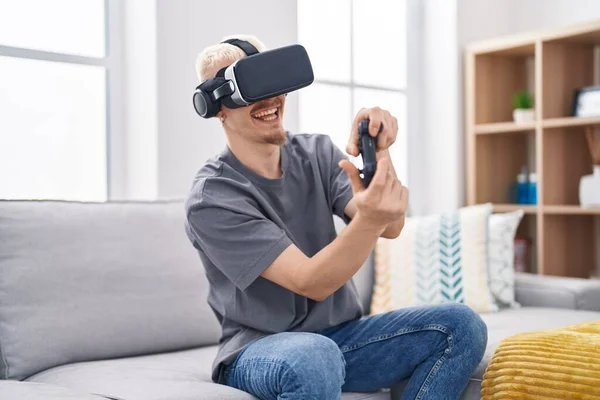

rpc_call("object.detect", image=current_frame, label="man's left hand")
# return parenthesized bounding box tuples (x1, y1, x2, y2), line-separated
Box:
(346, 107, 398, 157)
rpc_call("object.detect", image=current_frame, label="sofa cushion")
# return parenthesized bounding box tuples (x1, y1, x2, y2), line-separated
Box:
(0, 381, 107, 400)
(0, 200, 221, 380)
(487, 209, 524, 309)
(26, 345, 390, 400)
(476, 307, 600, 380)
(371, 204, 498, 314)
(390, 307, 600, 399)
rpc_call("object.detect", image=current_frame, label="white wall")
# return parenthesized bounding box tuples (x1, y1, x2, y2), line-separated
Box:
(155, 0, 298, 199)
(509, 0, 600, 33)
(457, 0, 514, 45)
(123, 0, 158, 200)
(418, 0, 460, 214)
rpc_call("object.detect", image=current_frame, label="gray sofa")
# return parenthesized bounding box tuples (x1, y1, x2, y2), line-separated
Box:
(1, 200, 599, 400)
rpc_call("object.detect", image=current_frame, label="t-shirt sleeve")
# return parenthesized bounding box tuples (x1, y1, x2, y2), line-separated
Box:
(324, 137, 354, 224)
(187, 187, 293, 291)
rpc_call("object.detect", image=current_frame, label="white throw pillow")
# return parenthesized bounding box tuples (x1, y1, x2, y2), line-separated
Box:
(487, 210, 524, 308)
(371, 203, 499, 314)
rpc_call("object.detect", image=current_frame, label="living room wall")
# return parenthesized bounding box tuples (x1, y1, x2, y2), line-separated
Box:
(155, 0, 299, 199)
(121, 0, 298, 200)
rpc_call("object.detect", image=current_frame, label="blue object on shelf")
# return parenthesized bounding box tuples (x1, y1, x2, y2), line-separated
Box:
(528, 172, 537, 205)
(517, 172, 529, 204)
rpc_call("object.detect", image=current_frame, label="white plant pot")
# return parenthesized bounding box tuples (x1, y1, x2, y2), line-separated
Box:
(513, 108, 535, 123)
(580, 165, 600, 207)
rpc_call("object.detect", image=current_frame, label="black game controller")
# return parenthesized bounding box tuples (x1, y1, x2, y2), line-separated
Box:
(358, 119, 379, 188)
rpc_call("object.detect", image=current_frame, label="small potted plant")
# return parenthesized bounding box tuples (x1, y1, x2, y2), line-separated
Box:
(512, 90, 535, 123)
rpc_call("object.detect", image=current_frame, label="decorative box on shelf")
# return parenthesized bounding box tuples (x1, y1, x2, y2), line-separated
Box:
(581, 128, 600, 208)
(580, 165, 600, 208)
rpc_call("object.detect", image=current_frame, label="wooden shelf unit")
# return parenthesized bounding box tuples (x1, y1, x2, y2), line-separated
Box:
(475, 121, 536, 135)
(492, 204, 538, 214)
(465, 21, 600, 278)
(542, 116, 600, 128)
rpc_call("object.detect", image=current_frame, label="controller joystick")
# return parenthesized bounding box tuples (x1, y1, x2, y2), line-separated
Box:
(358, 119, 378, 188)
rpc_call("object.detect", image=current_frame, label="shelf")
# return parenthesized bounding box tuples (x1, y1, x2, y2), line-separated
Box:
(468, 38, 536, 57)
(492, 204, 538, 214)
(543, 205, 600, 215)
(543, 20, 600, 45)
(475, 117, 600, 133)
(474, 121, 536, 134)
(543, 116, 600, 129)
(490, 204, 600, 215)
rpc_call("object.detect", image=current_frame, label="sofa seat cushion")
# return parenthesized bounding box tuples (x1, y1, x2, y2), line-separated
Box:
(390, 307, 600, 399)
(26, 345, 390, 400)
(0, 380, 107, 400)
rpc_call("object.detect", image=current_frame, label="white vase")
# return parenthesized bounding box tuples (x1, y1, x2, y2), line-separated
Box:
(580, 165, 600, 207)
(513, 108, 535, 123)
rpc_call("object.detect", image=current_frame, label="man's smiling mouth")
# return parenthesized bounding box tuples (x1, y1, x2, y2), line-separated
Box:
(251, 106, 280, 122)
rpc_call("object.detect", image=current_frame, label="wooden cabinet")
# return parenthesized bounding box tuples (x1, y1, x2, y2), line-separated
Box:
(465, 21, 600, 278)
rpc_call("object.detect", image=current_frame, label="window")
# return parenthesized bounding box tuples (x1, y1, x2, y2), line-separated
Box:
(298, 0, 408, 183)
(0, 0, 119, 201)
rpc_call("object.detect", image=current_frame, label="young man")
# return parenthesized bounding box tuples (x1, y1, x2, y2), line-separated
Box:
(184, 35, 488, 400)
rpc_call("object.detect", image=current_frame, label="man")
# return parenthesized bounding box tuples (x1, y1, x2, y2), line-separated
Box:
(185, 35, 487, 400)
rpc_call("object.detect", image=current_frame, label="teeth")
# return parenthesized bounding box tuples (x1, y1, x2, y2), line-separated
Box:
(252, 107, 277, 118)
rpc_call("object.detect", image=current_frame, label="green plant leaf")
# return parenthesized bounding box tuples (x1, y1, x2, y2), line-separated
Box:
(512, 90, 534, 109)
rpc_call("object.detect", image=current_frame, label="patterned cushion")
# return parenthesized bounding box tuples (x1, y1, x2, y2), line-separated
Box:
(371, 203, 498, 314)
(488, 210, 524, 308)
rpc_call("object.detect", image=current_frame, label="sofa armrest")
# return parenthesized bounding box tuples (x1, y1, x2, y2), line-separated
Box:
(515, 272, 600, 311)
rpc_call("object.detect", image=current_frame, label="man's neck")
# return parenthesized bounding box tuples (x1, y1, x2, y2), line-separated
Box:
(227, 134, 283, 179)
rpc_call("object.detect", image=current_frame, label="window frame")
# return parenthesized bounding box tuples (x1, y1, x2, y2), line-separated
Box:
(297, 0, 412, 185)
(0, 0, 124, 200)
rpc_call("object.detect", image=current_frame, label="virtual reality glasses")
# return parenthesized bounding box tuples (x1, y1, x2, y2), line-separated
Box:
(193, 39, 314, 118)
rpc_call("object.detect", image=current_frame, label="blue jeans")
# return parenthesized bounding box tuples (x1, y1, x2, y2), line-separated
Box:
(224, 302, 488, 400)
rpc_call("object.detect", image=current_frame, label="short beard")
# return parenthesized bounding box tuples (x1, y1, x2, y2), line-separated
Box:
(262, 129, 287, 146)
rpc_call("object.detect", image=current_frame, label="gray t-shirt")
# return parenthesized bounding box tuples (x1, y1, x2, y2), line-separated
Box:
(184, 132, 364, 384)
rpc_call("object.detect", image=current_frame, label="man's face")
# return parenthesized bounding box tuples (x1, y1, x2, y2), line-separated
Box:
(221, 94, 287, 146)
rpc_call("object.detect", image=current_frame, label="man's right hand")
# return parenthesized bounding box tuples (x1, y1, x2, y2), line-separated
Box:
(339, 158, 408, 230)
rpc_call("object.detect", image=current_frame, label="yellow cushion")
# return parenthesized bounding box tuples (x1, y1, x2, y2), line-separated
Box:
(481, 321, 600, 399)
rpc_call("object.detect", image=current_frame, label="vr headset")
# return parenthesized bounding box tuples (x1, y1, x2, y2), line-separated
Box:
(193, 39, 314, 118)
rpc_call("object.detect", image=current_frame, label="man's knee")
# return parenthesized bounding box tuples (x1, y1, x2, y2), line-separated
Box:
(254, 332, 345, 396)
(440, 303, 488, 357)
(282, 332, 345, 380)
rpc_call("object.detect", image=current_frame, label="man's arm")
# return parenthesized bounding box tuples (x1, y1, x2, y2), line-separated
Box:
(261, 158, 408, 302)
(261, 212, 384, 301)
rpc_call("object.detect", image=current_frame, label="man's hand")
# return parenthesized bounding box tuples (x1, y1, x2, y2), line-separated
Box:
(339, 157, 408, 231)
(347, 107, 398, 156)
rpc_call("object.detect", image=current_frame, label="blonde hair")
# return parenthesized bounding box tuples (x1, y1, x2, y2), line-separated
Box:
(195, 34, 267, 82)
